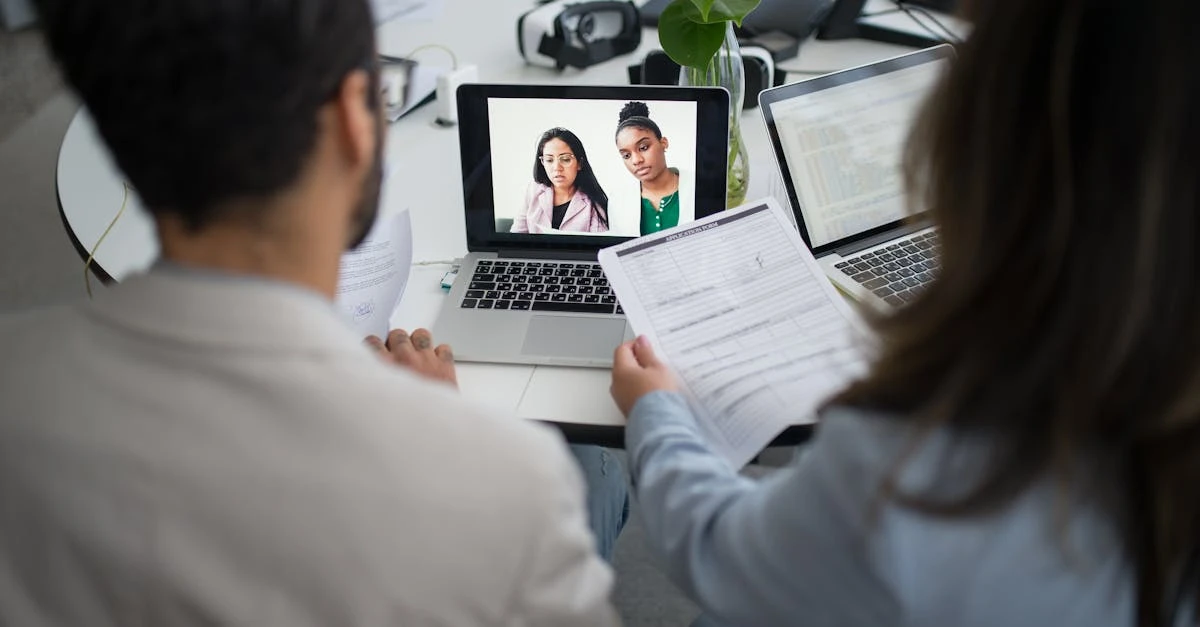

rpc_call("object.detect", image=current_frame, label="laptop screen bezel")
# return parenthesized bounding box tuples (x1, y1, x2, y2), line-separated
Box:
(457, 83, 731, 255)
(758, 44, 955, 256)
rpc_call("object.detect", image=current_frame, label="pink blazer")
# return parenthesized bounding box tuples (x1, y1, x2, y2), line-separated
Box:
(511, 183, 609, 234)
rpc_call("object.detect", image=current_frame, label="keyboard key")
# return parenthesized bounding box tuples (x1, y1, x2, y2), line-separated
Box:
(587, 269, 603, 278)
(567, 294, 584, 303)
(853, 262, 872, 273)
(562, 285, 578, 294)
(897, 258, 915, 267)
(476, 260, 492, 266)
(898, 268, 915, 277)
(917, 272, 932, 283)
(873, 286, 894, 297)
(578, 286, 594, 295)
(885, 273, 902, 282)
(889, 281, 908, 292)
(532, 301, 615, 314)
(864, 277, 889, 290)
(917, 240, 932, 250)
(577, 277, 592, 286)
(486, 290, 501, 299)
(501, 291, 517, 300)
(465, 290, 484, 299)
(903, 277, 921, 287)
(895, 290, 916, 302)
(468, 282, 495, 291)
(558, 263, 574, 269)
(519, 292, 533, 300)
(554, 269, 570, 277)
(510, 301, 532, 311)
(851, 271, 876, 283)
(545, 285, 561, 293)
(509, 261, 525, 267)
(551, 293, 567, 302)
(534, 293, 551, 301)
(584, 295, 600, 303)
(883, 262, 901, 272)
(461, 298, 478, 308)
(867, 257, 886, 267)
(523, 267, 538, 275)
(492, 261, 509, 267)
(885, 294, 904, 307)
(530, 284, 545, 293)
(539, 268, 555, 276)
(835, 261, 850, 269)
(493, 301, 511, 310)
(477, 299, 495, 309)
(861, 252, 876, 259)
(601, 295, 616, 304)
(561, 277, 577, 286)
(616, 303, 625, 315)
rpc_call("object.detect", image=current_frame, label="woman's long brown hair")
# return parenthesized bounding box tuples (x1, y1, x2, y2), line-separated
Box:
(830, 1, 1200, 623)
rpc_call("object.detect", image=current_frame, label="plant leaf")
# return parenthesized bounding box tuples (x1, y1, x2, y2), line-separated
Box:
(658, 0, 726, 68)
(685, 0, 761, 24)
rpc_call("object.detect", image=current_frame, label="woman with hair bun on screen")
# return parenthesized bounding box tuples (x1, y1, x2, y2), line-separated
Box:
(615, 101, 684, 235)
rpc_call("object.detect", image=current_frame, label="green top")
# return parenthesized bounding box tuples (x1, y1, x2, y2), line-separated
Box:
(640, 188, 681, 235)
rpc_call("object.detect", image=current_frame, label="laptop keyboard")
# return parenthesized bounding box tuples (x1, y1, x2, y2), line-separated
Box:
(460, 260, 624, 316)
(835, 232, 940, 308)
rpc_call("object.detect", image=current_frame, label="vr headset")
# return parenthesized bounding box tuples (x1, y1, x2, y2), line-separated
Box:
(628, 46, 790, 111)
(518, 0, 642, 70)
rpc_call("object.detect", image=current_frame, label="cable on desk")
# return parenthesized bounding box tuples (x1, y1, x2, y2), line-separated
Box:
(399, 44, 459, 70)
(893, 1, 963, 44)
(84, 181, 129, 299)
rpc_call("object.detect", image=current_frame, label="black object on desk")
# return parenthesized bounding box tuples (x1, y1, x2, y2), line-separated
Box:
(638, 0, 835, 43)
(818, 0, 960, 48)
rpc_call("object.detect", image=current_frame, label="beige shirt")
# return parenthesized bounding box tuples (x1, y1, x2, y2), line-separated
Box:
(0, 269, 618, 626)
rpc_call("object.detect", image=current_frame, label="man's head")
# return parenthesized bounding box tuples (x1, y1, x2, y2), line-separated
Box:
(37, 0, 383, 256)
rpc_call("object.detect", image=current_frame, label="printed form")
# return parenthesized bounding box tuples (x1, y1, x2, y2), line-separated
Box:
(599, 198, 869, 467)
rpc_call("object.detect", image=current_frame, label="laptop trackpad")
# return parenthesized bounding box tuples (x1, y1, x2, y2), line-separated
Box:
(521, 315, 626, 360)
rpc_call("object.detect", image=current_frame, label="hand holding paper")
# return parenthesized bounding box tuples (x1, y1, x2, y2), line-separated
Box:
(599, 197, 870, 467)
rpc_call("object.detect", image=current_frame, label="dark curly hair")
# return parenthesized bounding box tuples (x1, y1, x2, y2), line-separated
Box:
(615, 101, 663, 139)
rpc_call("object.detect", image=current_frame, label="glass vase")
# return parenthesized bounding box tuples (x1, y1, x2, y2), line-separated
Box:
(679, 22, 749, 209)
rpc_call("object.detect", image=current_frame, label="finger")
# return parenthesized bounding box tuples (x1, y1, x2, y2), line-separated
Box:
(631, 335, 663, 368)
(434, 343, 454, 362)
(410, 328, 434, 351)
(387, 329, 418, 360)
(612, 340, 638, 371)
(364, 335, 386, 351)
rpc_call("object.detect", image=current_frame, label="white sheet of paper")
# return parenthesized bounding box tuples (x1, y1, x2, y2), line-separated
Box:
(335, 210, 413, 339)
(599, 198, 870, 467)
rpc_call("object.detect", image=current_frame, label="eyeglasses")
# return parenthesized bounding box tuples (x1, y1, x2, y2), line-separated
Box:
(540, 154, 577, 167)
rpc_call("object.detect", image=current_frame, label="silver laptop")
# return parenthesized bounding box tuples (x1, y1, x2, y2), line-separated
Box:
(759, 44, 954, 311)
(433, 84, 730, 367)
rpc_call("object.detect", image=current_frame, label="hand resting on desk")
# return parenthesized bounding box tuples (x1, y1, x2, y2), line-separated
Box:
(365, 327, 458, 387)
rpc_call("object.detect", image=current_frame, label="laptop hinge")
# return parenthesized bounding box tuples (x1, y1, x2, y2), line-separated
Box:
(497, 249, 597, 261)
(833, 219, 931, 256)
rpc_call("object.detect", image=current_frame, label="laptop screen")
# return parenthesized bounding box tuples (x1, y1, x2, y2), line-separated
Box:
(457, 84, 731, 255)
(760, 45, 953, 253)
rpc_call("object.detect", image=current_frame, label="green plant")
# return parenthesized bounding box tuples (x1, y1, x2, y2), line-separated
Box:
(658, 0, 759, 207)
(656, 0, 762, 69)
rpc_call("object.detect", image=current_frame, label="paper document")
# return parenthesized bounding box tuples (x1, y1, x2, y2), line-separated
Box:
(336, 210, 414, 339)
(599, 198, 869, 467)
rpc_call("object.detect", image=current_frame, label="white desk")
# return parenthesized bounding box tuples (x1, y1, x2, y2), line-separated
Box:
(55, 0, 912, 443)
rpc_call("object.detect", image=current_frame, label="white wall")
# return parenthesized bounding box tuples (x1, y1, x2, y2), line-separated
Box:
(487, 97, 697, 237)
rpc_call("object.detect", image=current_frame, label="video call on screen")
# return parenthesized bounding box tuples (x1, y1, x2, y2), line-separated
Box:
(487, 97, 699, 238)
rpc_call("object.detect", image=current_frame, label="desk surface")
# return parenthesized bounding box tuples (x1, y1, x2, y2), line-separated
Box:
(55, 0, 912, 440)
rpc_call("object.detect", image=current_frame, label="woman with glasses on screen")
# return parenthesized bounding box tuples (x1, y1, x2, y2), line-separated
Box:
(614, 101, 681, 235)
(511, 127, 609, 234)
(608, 0, 1200, 625)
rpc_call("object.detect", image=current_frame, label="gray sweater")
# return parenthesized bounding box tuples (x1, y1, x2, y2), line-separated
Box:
(626, 391, 1195, 626)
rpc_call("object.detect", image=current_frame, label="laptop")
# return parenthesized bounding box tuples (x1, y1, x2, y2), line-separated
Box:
(432, 84, 731, 367)
(759, 44, 954, 311)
